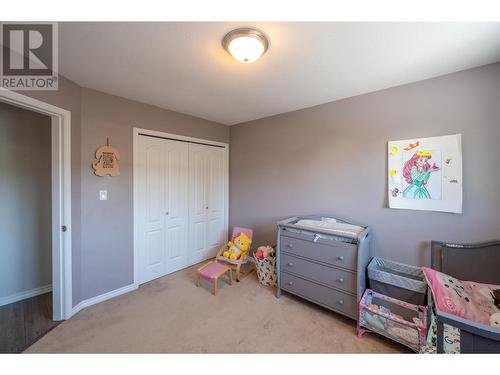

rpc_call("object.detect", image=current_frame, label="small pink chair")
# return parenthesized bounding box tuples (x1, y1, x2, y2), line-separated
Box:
(215, 227, 255, 282)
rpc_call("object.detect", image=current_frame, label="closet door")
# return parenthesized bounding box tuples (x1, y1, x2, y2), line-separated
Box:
(163, 140, 189, 274)
(138, 136, 166, 283)
(188, 144, 226, 264)
(137, 136, 189, 284)
(205, 146, 226, 253)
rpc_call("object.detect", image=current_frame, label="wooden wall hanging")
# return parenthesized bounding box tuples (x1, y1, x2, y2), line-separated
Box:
(92, 137, 120, 177)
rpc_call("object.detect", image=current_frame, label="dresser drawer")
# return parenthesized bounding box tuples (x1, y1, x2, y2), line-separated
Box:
(281, 253, 356, 294)
(281, 272, 357, 318)
(280, 235, 357, 271)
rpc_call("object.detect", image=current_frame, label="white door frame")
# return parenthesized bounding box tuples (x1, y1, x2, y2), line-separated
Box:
(133, 127, 229, 286)
(0, 88, 72, 320)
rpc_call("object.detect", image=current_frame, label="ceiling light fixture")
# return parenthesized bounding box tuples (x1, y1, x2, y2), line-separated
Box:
(222, 28, 269, 64)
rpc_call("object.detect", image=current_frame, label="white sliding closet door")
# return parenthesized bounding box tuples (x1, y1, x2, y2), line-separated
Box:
(188, 144, 226, 264)
(137, 136, 189, 284)
(164, 140, 189, 273)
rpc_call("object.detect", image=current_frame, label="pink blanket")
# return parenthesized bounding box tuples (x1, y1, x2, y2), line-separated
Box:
(422, 267, 500, 329)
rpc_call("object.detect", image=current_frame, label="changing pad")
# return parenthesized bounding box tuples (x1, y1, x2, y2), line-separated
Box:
(294, 218, 364, 239)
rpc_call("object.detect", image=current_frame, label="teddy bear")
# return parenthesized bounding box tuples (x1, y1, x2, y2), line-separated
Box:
(223, 232, 251, 260)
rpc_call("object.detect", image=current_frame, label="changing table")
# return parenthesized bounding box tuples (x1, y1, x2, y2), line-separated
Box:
(276, 215, 371, 320)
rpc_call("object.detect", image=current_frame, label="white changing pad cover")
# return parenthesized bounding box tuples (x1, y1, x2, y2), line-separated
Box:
(294, 218, 364, 239)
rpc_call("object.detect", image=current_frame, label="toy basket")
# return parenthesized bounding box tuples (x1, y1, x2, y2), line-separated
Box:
(254, 251, 276, 287)
(358, 289, 428, 352)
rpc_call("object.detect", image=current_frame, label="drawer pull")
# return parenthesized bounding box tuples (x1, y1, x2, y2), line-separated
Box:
(287, 262, 294, 267)
(338, 300, 344, 305)
(337, 255, 344, 261)
(338, 278, 344, 283)
(287, 243, 294, 248)
(288, 281, 294, 286)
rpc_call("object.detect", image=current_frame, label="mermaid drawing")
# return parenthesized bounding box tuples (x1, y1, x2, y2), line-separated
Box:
(402, 150, 440, 199)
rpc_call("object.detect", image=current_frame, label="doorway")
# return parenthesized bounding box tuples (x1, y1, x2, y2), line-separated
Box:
(0, 90, 72, 352)
(0, 102, 56, 352)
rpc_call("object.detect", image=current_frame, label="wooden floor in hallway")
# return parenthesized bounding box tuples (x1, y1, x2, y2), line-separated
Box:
(0, 292, 60, 353)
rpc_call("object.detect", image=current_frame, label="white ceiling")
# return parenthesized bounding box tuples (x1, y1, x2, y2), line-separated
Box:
(59, 22, 500, 125)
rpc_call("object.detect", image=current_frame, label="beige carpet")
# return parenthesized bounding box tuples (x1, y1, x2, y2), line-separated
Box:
(25, 264, 408, 353)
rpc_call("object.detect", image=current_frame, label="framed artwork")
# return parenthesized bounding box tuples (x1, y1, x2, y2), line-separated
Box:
(388, 134, 462, 213)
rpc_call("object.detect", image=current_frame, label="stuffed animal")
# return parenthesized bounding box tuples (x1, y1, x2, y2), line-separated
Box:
(223, 232, 251, 260)
(490, 312, 500, 328)
(256, 245, 274, 260)
(364, 310, 386, 331)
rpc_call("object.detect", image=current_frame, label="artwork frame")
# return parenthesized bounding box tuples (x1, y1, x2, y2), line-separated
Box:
(388, 134, 462, 214)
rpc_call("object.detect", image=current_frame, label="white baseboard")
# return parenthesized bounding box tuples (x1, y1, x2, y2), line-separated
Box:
(71, 283, 138, 317)
(0, 284, 52, 307)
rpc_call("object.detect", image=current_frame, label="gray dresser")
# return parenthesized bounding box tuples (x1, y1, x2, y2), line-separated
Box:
(276, 215, 371, 320)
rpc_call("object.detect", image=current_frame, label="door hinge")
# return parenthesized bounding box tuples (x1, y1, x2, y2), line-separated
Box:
(61, 225, 67, 232)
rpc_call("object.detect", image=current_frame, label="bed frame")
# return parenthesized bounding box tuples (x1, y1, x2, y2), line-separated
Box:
(431, 240, 500, 353)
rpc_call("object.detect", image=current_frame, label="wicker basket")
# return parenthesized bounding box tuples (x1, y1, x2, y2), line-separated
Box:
(254, 253, 276, 287)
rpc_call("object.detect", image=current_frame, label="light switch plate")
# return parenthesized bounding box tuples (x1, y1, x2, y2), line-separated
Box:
(99, 190, 108, 201)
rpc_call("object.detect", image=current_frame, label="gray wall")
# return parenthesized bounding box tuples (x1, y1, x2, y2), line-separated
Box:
(21, 78, 229, 306)
(0, 102, 52, 300)
(229, 63, 500, 266)
(79, 88, 229, 301)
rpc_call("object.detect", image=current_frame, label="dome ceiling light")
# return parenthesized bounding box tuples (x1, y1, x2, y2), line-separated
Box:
(222, 28, 269, 64)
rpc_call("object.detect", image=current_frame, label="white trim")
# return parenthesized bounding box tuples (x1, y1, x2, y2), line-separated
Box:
(0, 88, 72, 321)
(71, 283, 137, 317)
(0, 285, 52, 307)
(132, 127, 230, 286)
(133, 129, 139, 286)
